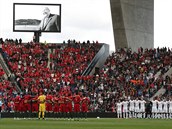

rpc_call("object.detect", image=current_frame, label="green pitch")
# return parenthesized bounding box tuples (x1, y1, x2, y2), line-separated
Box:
(0, 118, 172, 129)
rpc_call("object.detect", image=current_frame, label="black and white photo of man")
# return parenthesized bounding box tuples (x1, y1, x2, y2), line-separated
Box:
(38, 7, 60, 32)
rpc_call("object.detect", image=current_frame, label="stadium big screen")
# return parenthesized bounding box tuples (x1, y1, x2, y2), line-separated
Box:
(13, 3, 61, 33)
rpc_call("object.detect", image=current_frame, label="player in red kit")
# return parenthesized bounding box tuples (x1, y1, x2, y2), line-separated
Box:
(14, 93, 21, 119)
(23, 93, 31, 118)
(31, 93, 39, 113)
(81, 93, 90, 120)
(23, 93, 31, 112)
(46, 92, 53, 112)
(58, 94, 66, 119)
(66, 93, 73, 120)
(52, 93, 59, 119)
(73, 92, 81, 120)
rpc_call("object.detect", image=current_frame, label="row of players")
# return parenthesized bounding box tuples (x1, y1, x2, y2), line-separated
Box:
(13, 91, 90, 120)
(116, 98, 172, 119)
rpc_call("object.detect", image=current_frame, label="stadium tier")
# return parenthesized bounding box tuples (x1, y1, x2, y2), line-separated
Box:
(0, 39, 172, 119)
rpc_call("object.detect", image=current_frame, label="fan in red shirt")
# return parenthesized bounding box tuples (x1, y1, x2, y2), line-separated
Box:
(81, 93, 90, 120)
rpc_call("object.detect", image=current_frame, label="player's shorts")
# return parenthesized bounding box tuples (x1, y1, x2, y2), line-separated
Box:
(158, 109, 163, 113)
(162, 109, 168, 113)
(53, 104, 59, 113)
(74, 104, 80, 112)
(32, 103, 39, 112)
(66, 104, 72, 113)
(123, 108, 128, 113)
(39, 104, 46, 112)
(81, 105, 88, 112)
(169, 108, 172, 113)
(152, 107, 158, 113)
(129, 107, 134, 112)
(117, 109, 122, 114)
(59, 104, 66, 113)
(14, 104, 20, 112)
(46, 103, 53, 112)
(135, 108, 140, 113)
(140, 108, 145, 112)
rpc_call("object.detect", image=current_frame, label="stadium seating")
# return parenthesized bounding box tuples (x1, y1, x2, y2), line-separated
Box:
(1, 39, 172, 113)
(85, 47, 172, 112)
(1, 40, 101, 95)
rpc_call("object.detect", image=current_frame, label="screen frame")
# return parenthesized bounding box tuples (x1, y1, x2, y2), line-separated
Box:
(13, 3, 61, 33)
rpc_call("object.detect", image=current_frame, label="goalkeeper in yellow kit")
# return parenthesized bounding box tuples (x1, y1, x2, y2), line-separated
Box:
(37, 91, 46, 119)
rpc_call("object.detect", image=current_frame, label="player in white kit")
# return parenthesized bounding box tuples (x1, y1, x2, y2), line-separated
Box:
(162, 98, 169, 119)
(116, 100, 122, 118)
(122, 99, 129, 118)
(157, 98, 163, 118)
(140, 98, 146, 118)
(134, 98, 140, 118)
(152, 98, 158, 119)
(168, 98, 172, 119)
(129, 98, 135, 118)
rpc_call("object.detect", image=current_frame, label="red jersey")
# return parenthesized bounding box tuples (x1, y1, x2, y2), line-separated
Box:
(73, 95, 81, 104)
(14, 95, 21, 104)
(81, 97, 90, 106)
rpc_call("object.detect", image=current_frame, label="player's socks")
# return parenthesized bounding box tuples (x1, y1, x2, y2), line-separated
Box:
(63, 112, 67, 119)
(84, 112, 87, 119)
(38, 111, 41, 119)
(80, 112, 83, 119)
(14, 112, 16, 119)
(120, 113, 122, 118)
(42, 112, 45, 119)
(166, 114, 168, 119)
(70, 112, 73, 119)
(143, 113, 145, 118)
(74, 112, 76, 120)
(67, 113, 70, 119)
(78, 112, 81, 120)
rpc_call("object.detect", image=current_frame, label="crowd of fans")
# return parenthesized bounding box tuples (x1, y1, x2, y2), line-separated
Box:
(1, 38, 172, 114)
(1, 40, 101, 95)
(87, 47, 172, 112)
(0, 66, 17, 112)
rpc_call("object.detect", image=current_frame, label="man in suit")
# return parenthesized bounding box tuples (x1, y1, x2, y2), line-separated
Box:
(39, 7, 60, 32)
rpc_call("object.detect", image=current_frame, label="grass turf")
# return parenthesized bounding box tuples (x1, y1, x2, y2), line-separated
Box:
(0, 118, 172, 129)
